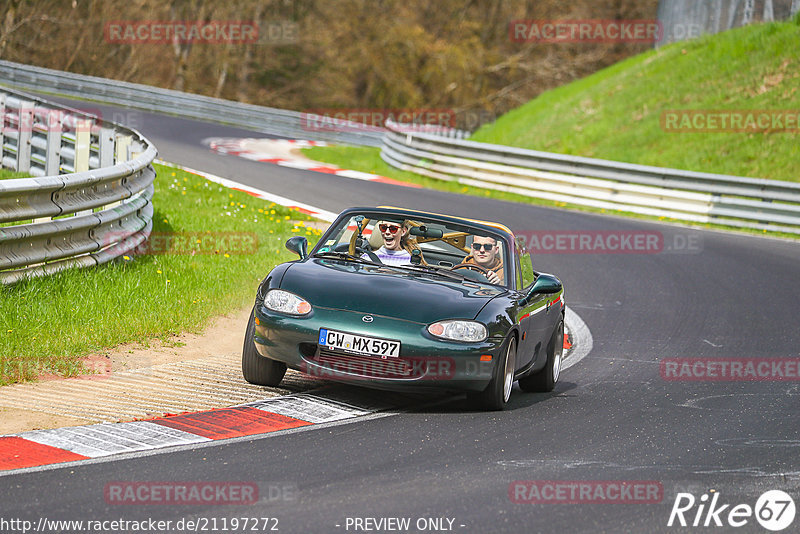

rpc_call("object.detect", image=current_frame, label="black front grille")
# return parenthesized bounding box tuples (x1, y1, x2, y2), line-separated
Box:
(308, 348, 419, 379)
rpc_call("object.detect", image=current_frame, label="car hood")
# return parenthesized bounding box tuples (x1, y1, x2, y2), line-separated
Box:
(280, 258, 506, 323)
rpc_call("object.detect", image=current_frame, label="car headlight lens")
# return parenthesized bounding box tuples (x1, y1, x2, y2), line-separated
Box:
(264, 289, 312, 315)
(427, 320, 487, 342)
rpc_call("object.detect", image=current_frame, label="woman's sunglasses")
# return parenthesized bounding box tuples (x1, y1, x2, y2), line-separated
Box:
(379, 224, 401, 234)
(472, 243, 494, 251)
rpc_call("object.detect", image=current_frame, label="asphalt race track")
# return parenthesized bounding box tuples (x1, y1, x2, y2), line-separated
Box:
(3, 96, 799, 533)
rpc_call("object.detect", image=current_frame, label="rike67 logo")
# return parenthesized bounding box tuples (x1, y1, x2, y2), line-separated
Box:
(668, 490, 795, 531)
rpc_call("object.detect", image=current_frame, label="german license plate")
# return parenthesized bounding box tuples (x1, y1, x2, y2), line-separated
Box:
(318, 328, 400, 358)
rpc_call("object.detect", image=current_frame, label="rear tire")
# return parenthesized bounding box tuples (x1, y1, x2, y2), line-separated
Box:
(519, 319, 563, 393)
(471, 335, 516, 411)
(242, 307, 287, 386)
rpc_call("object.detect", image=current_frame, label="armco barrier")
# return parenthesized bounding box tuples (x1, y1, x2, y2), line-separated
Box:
(0, 60, 473, 147)
(380, 120, 800, 235)
(0, 87, 156, 284)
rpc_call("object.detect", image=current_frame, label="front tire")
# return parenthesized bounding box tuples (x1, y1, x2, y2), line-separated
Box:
(242, 307, 287, 386)
(472, 335, 517, 411)
(519, 319, 563, 393)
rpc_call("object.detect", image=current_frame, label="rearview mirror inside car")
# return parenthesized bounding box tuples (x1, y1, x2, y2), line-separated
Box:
(410, 225, 444, 239)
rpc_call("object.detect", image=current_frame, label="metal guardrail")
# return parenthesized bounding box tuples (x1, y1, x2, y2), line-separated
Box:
(0, 60, 470, 147)
(7, 60, 796, 237)
(0, 87, 156, 284)
(0, 60, 391, 147)
(380, 120, 800, 234)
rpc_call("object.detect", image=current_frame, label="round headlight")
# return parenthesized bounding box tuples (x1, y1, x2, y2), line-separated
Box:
(427, 320, 487, 342)
(264, 289, 312, 315)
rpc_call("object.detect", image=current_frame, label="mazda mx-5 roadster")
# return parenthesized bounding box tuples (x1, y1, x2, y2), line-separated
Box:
(242, 206, 565, 410)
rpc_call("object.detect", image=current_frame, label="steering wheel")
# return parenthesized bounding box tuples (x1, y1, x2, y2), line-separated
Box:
(451, 262, 492, 282)
(452, 262, 490, 275)
(333, 242, 382, 264)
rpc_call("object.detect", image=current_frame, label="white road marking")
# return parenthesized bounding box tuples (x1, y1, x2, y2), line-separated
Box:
(562, 307, 593, 372)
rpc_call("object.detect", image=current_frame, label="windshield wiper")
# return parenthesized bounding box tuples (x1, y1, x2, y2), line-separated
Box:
(393, 264, 470, 282)
(311, 251, 377, 264)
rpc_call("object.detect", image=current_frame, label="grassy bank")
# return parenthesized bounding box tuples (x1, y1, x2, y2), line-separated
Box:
(469, 18, 800, 181)
(0, 163, 322, 385)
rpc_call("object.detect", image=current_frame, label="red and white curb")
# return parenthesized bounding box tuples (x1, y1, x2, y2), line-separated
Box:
(0, 388, 422, 473)
(203, 137, 421, 188)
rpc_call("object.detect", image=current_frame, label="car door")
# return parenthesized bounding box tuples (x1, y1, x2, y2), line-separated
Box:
(514, 239, 550, 370)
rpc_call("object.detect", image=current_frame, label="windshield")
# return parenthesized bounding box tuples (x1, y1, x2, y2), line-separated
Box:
(313, 213, 510, 287)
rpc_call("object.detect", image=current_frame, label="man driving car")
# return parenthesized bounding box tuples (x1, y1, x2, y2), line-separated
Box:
(464, 235, 504, 285)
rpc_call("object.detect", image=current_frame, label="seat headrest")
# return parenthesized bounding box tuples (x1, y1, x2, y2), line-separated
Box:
(368, 228, 384, 250)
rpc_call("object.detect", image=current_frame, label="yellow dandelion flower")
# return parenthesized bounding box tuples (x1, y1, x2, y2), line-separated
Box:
(157, 270, 162, 274)
(224, 253, 230, 258)
(123, 255, 130, 260)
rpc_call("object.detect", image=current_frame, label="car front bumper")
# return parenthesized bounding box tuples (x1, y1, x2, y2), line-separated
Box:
(253, 304, 504, 392)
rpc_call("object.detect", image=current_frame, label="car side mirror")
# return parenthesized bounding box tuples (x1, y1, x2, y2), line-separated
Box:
(286, 236, 308, 259)
(527, 273, 562, 296)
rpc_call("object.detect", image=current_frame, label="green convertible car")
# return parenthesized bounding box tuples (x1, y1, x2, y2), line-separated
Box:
(242, 206, 565, 410)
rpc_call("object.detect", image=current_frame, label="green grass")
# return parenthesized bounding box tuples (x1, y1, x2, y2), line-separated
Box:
(470, 19, 800, 181)
(304, 20, 800, 238)
(0, 163, 323, 385)
(0, 169, 29, 180)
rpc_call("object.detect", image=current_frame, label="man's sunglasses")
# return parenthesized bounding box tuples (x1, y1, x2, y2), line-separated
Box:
(379, 224, 401, 234)
(472, 243, 494, 251)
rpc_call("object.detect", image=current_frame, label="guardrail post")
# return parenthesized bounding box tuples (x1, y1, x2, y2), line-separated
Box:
(73, 119, 92, 216)
(98, 127, 115, 168)
(115, 134, 131, 163)
(74, 119, 91, 173)
(0, 93, 5, 160)
(44, 109, 62, 176)
(16, 100, 34, 173)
